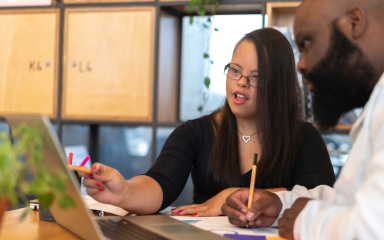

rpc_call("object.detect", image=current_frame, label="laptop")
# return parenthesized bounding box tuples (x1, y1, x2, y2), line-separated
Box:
(6, 115, 227, 240)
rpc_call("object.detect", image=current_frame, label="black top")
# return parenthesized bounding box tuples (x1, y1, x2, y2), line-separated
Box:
(145, 115, 335, 211)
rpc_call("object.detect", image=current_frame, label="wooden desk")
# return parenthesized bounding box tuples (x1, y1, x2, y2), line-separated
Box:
(0, 208, 79, 240)
(1, 208, 284, 240)
(0, 208, 177, 240)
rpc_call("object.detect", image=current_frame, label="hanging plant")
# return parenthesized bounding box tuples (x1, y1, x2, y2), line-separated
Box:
(188, 0, 220, 113)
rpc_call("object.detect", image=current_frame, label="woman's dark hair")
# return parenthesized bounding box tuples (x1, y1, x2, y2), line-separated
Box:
(207, 28, 305, 195)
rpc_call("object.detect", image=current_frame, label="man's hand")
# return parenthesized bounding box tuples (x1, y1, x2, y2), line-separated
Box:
(222, 188, 283, 228)
(278, 197, 311, 240)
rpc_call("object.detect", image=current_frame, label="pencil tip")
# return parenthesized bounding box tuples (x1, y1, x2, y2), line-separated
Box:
(253, 153, 258, 165)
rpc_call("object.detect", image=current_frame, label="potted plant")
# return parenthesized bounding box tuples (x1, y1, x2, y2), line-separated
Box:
(0, 124, 75, 230)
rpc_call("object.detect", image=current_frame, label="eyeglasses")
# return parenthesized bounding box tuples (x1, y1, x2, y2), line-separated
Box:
(224, 63, 259, 88)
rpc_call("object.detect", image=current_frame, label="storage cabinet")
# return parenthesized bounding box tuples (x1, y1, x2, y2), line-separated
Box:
(0, 9, 59, 117)
(62, 7, 156, 121)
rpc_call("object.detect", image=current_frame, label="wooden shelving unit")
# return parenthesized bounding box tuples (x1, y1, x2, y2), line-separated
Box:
(62, 7, 156, 122)
(0, 9, 59, 118)
(266, 1, 301, 27)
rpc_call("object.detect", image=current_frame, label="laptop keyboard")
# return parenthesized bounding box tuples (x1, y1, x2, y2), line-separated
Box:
(98, 219, 170, 240)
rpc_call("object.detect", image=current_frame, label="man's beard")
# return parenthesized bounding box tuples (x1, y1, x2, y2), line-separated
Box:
(303, 21, 376, 129)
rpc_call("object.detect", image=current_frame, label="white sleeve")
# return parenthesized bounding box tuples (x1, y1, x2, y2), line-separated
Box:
(269, 185, 335, 227)
(293, 99, 384, 240)
(293, 148, 384, 240)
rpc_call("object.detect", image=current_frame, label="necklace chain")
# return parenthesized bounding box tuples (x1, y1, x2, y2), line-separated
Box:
(239, 130, 259, 143)
(238, 130, 259, 137)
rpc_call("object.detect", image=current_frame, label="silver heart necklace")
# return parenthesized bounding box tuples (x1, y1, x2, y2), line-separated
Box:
(239, 130, 259, 143)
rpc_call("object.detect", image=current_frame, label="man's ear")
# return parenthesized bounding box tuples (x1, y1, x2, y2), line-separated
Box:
(345, 5, 367, 39)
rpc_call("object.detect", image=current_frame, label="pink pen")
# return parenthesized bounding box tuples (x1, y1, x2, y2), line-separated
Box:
(79, 156, 90, 167)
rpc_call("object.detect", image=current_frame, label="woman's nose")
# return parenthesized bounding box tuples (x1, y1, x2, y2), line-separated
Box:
(237, 76, 249, 88)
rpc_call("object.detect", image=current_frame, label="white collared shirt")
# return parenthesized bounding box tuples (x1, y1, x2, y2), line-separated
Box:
(274, 72, 384, 239)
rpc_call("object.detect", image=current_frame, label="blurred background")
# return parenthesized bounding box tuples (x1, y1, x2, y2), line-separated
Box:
(0, 0, 357, 206)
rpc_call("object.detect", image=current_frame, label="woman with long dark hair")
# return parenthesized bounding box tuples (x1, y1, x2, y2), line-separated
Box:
(79, 28, 335, 216)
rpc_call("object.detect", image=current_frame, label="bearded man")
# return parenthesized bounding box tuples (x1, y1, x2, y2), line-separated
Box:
(222, 0, 384, 239)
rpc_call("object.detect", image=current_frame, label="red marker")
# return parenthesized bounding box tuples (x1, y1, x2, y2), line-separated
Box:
(79, 156, 90, 167)
(68, 152, 73, 165)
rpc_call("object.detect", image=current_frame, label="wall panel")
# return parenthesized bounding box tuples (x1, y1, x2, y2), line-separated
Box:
(62, 7, 156, 122)
(0, 9, 59, 117)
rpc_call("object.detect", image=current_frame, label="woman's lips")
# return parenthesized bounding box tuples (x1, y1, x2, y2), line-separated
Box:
(233, 92, 249, 105)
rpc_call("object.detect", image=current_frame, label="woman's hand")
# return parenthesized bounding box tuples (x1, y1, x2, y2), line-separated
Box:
(172, 188, 239, 217)
(78, 163, 128, 206)
(172, 187, 286, 217)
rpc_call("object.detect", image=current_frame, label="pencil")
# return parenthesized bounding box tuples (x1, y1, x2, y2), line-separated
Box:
(68, 165, 92, 174)
(79, 156, 90, 167)
(247, 153, 258, 228)
(68, 152, 73, 165)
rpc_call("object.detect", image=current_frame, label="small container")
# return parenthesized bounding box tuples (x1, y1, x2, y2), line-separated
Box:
(39, 203, 55, 222)
(73, 170, 82, 185)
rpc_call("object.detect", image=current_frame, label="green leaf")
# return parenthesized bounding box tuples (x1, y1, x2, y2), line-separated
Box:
(188, 0, 196, 12)
(214, 1, 219, 11)
(31, 179, 49, 196)
(203, 53, 210, 59)
(203, 23, 208, 29)
(59, 195, 76, 209)
(37, 166, 49, 181)
(189, 16, 194, 25)
(39, 192, 54, 209)
(207, 17, 211, 23)
(0, 154, 11, 170)
(197, 106, 203, 112)
(204, 77, 211, 88)
(196, 0, 202, 4)
(214, 28, 218, 31)
(210, 60, 214, 64)
(212, 1, 219, 15)
(197, 7, 206, 16)
(19, 181, 31, 194)
(52, 176, 65, 193)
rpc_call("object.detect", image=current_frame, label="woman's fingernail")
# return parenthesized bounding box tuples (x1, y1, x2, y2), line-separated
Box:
(193, 213, 197, 216)
(96, 182, 102, 187)
(248, 212, 255, 218)
(99, 187, 104, 192)
(89, 174, 93, 179)
(92, 166, 97, 171)
(241, 208, 247, 214)
(171, 208, 176, 212)
(96, 172, 100, 175)
(239, 215, 246, 221)
(178, 210, 183, 214)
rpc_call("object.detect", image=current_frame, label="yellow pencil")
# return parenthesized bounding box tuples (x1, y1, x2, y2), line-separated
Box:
(247, 153, 258, 228)
(68, 165, 92, 174)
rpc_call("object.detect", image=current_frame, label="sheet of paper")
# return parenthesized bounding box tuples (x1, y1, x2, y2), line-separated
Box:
(171, 216, 279, 237)
(82, 195, 128, 216)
